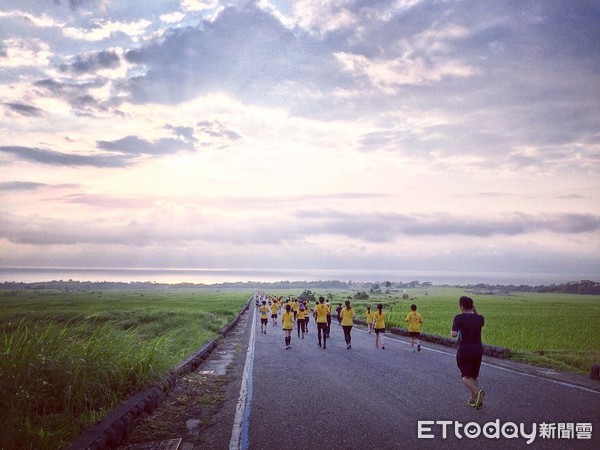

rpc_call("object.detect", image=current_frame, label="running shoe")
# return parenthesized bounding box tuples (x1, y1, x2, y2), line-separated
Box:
(475, 390, 485, 410)
(467, 399, 476, 408)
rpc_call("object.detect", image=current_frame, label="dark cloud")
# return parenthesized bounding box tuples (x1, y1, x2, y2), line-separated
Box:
(96, 135, 195, 155)
(59, 50, 121, 74)
(295, 210, 600, 241)
(0, 145, 132, 167)
(0, 181, 78, 191)
(34, 78, 111, 115)
(165, 125, 197, 143)
(0, 181, 47, 191)
(3, 102, 46, 117)
(121, 3, 333, 105)
(2, 208, 598, 250)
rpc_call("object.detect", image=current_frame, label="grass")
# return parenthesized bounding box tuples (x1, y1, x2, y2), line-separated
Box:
(266, 287, 600, 374)
(0, 289, 250, 450)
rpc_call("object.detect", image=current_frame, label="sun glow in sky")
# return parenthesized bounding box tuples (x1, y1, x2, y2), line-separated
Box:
(1, 0, 599, 280)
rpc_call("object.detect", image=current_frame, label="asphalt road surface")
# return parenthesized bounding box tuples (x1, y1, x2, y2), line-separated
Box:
(237, 306, 600, 450)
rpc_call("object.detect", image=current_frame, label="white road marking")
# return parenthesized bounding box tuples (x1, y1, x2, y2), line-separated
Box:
(229, 305, 256, 450)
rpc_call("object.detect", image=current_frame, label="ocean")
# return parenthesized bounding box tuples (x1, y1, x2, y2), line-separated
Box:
(0, 267, 594, 286)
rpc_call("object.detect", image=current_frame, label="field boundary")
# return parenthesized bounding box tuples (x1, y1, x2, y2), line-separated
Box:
(67, 298, 252, 450)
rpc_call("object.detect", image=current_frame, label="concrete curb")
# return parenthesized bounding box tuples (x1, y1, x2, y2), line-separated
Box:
(67, 298, 252, 450)
(353, 319, 512, 359)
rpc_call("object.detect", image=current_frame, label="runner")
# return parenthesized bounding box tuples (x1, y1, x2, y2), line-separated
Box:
(373, 303, 386, 350)
(281, 304, 294, 349)
(325, 300, 332, 338)
(297, 300, 307, 339)
(340, 300, 355, 349)
(336, 303, 343, 325)
(270, 300, 279, 326)
(315, 297, 329, 349)
(291, 297, 299, 324)
(405, 304, 424, 352)
(303, 301, 311, 334)
(259, 300, 269, 334)
(451, 296, 485, 410)
(365, 306, 374, 334)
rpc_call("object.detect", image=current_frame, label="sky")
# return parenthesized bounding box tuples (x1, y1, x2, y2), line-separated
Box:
(1, 0, 599, 282)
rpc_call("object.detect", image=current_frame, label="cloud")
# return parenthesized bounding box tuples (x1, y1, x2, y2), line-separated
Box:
(59, 49, 120, 74)
(0, 181, 78, 191)
(0, 38, 52, 68)
(121, 3, 327, 105)
(334, 51, 476, 93)
(0, 181, 47, 191)
(165, 125, 197, 143)
(3, 207, 597, 249)
(295, 210, 600, 241)
(62, 18, 152, 41)
(196, 120, 241, 141)
(96, 135, 195, 155)
(0, 145, 132, 167)
(33, 77, 116, 115)
(3, 102, 46, 117)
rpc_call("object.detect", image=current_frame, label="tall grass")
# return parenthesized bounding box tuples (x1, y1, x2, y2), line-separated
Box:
(0, 289, 250, 450)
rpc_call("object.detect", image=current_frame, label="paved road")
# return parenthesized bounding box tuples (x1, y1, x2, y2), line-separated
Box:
(240, 306, 599, 450)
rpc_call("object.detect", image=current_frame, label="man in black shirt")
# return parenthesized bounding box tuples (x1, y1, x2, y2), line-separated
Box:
(451, 296, 485, 410)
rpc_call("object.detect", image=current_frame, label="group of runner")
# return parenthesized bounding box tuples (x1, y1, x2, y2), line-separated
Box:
(254, 292, 486, 410)
(254, 293, 424, 353)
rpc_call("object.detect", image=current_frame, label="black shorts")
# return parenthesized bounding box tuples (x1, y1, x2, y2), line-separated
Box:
(261, 318, 268, 325)
(374, 328, 385, 334)
(410, 331, 421, 338)
(456, 348, 483, 378)
(271, 314, 277, 318)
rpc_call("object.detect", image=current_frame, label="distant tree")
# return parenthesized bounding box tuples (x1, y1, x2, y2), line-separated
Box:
(369, 282, 381, 294)
(326, 292, 334, 301)
(402, 293, 409, 300)
(354, 290, 370, 300)
(298, 289, 315, 302)
(383, 281, 392, 293)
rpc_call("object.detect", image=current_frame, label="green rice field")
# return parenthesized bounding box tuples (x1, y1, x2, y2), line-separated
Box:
(0, 289, 250, 450)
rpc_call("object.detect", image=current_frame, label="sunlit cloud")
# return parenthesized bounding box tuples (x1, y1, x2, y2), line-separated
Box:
(62, 18, 152, 41)
(0, 38, 53, 68)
